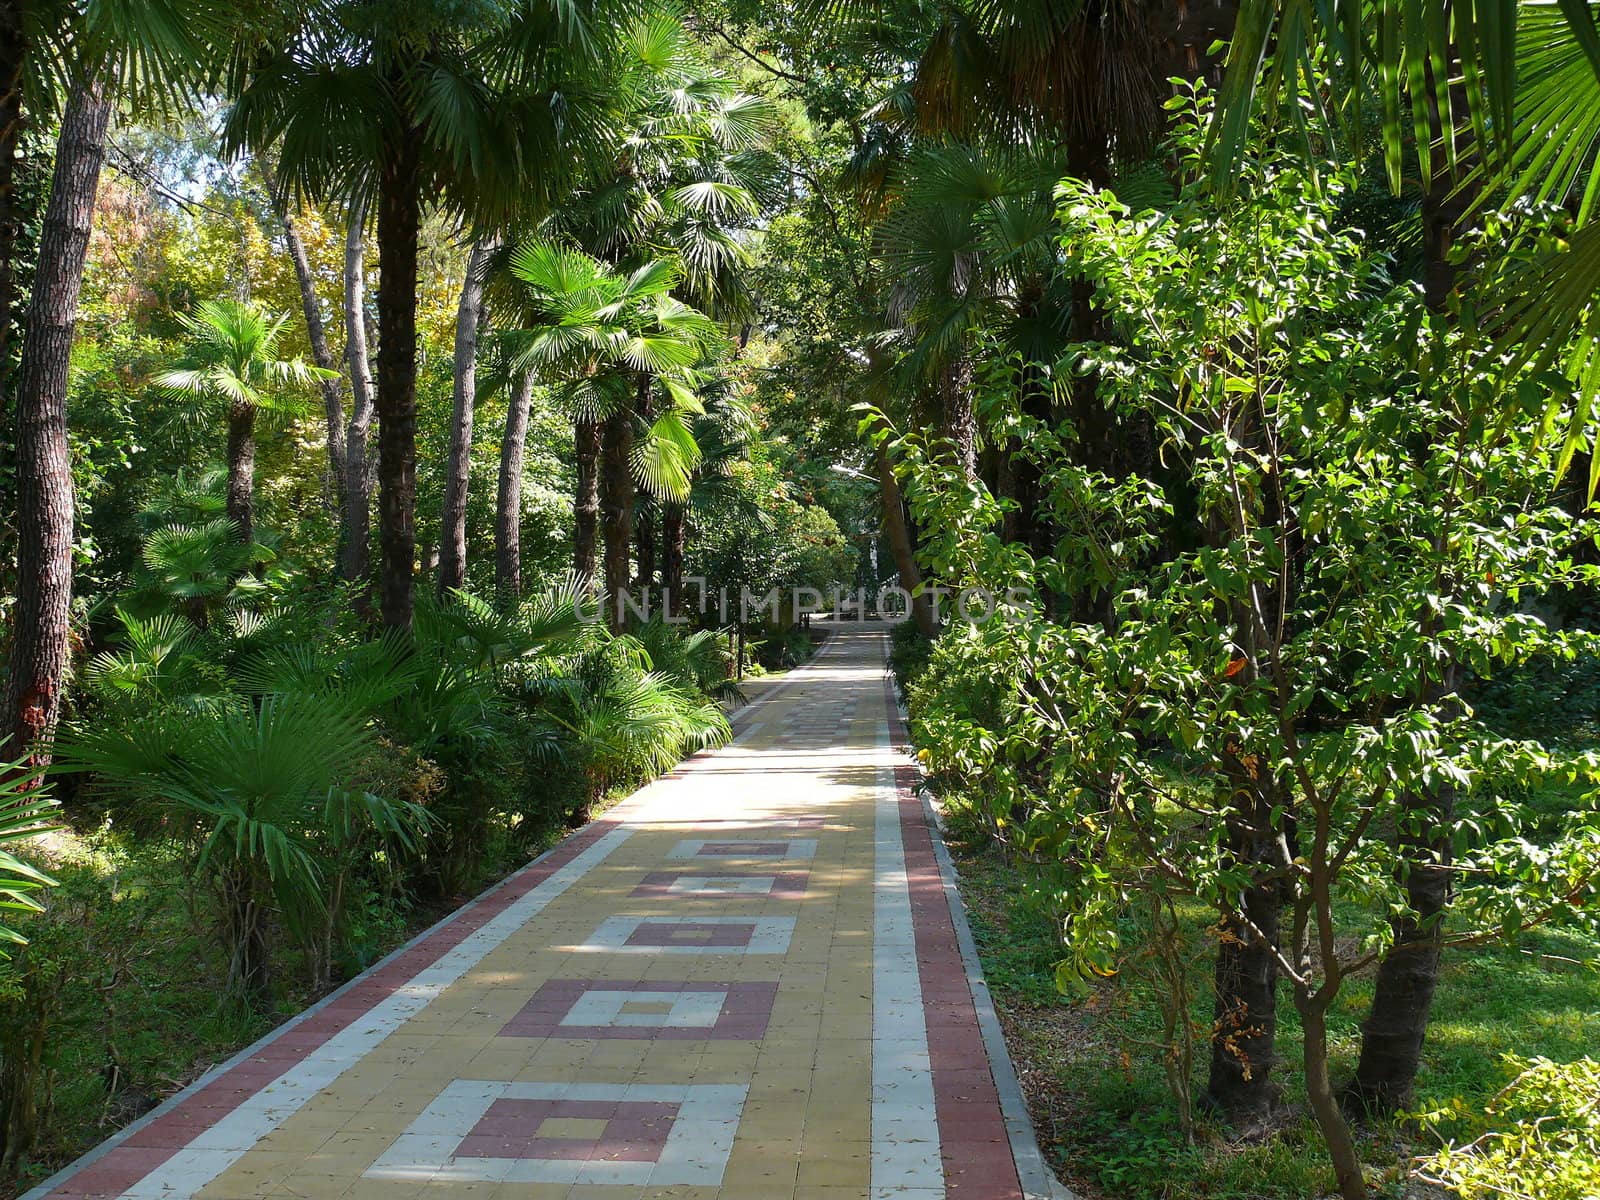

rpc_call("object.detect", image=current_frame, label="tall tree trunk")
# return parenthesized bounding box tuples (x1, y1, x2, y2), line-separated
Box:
(263, 161, 345, 514)
(1347, 89, 1465, 1117)
(632, 375, 654, 591)
(224, 404, 257, 546)
(1204, 829, 1284, 1125)
(573, 413, 600, 578)
(437, 234, 496, 594)
(0, 0, 25, 400)
(940, 355, 977, 482)
(600, 387, 636, 631)
(3, 75, 111, 770)
(877, 446, 936, 638)
(662, 502, 686, 618)
(635, 498, 655, 590)
(495, 368, 536, 600)
(373, 129, 421, 632)
(340, 194, 375, 586)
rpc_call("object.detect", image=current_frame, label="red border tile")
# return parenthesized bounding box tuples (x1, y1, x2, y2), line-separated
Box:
(883, 673, 1025, 1200)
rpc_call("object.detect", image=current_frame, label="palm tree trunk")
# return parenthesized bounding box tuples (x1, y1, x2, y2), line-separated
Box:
(632, 376, 654, 591)
(877, 447, 936, 638)
(495, 368, 536, 600)
(573, 413, 600, 578)
(374, 129, 421, 632)
(263, 161, 345, 515)
(1205, 859, 1283, 1125)
(635, 506, 655, 591)
(600, 392, 636, 631)
(341, 195, 375, 586)
(1347, 89, 1465, 1117)
(940, 355, 977, 482)
(1347, 795, 1452, 1113)
(437, 234, 496, 594)
(225, 403, 257, 546)
(3, 74, 111, 771)
(0, 0, 25, 399)
(662, 503, 686, 618)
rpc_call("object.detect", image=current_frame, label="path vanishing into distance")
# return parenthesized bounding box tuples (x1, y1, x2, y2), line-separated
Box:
(27, 625, 1062, 1200)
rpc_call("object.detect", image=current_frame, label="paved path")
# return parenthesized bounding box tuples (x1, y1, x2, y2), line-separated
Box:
(29, 626, 1052, 1200)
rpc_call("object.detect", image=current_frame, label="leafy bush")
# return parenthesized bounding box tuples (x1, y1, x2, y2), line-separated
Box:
(1418, 1057, 1600, 1200)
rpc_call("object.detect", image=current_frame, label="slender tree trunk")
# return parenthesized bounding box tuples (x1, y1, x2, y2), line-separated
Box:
(437, 234, 496, 594)
(340, 194, 375, 586)
(3, 74, 111, 770)
(877, 446, 936, 638)
(573, 413, 600, 578)
(373, 129, 421, 631)
(662, 503, 686, 618)
(263, 162, 345, 514)
(1301, 998, 1368, 1200)
(0, 0, 25, 399)
(600, 386, 637, 631)
(224, 404, 257, 546)
(495, 368, 536, 600)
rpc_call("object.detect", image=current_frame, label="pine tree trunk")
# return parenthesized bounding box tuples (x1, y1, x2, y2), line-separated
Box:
(225, 403, 257, 546)
(0, 0, 25, 398)
(340, 195, 375, 586)
(264, 162, 345, 514)
(3, 74, 111, 770)
(373, 129, 421, 632)
(600, 387, 636, 631)
(437, 234, 495, 594)
(662, 503, 686, 618)
(573, 413, 600, 578)
(495, 368, 536, 600)
(877, 447, 936, 638)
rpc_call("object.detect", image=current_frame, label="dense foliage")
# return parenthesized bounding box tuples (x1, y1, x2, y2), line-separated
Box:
(6, 0, 1600, 1196)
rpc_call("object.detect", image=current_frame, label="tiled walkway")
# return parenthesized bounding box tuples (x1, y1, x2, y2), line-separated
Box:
(28, 626, 1052, 1200)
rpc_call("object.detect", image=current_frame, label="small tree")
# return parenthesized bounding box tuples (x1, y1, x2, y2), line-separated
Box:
(154, 299, 334, 546)
(891, 93, 1600, 1198)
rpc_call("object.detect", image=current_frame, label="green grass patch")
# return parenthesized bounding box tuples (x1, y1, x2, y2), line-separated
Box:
(947, 824, 1600, 1200)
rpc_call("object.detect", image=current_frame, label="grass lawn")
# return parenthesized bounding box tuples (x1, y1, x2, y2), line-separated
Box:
(945, 816, 1600, 1200)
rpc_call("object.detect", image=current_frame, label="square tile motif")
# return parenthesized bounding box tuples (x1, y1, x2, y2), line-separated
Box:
(631, 870, 808, 900)
(575, 915, 795, 955)
(500, 980, 779, 1040)
(667, 838, 817, 860)
(365, 1079, 748, 1186)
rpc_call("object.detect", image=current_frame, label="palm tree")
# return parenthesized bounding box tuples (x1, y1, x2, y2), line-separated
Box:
(0, 762, 60, 954)
(501, 240, 723, 625)
(60, 693, 422, 1005)
(155, 299, 334, 547)
(221, 0, 625, 632)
